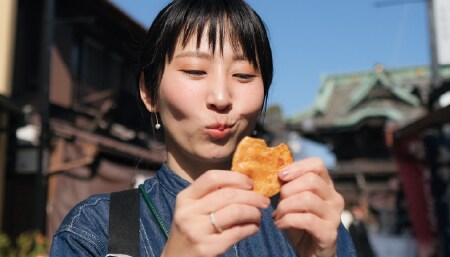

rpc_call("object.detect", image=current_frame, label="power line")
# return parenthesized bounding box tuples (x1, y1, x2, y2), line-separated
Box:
(374, 0, 424, 8)
(375, 0, 441, 107)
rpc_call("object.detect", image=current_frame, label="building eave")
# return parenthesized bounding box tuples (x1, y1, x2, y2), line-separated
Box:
(394, 104, 450, 141)
(98, 0, 146, 35)
(50, 119, 166, 165)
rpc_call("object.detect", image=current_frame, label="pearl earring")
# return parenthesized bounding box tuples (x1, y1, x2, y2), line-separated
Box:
(154, 113, 161, 130)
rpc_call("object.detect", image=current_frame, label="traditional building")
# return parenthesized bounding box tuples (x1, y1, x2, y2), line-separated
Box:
(392, 77, 450, 257)
(288, 64, 450, 235)
(2, 0, 166, 240)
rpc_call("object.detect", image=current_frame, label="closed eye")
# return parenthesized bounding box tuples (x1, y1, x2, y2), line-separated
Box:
(233, 73, 257, 82)
(181, 70, 206, 78)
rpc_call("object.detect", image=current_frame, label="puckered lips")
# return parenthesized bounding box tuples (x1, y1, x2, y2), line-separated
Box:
(205, 123, 234, 139)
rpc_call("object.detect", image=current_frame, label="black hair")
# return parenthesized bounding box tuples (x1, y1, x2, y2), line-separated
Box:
(138, 0, 273, 111)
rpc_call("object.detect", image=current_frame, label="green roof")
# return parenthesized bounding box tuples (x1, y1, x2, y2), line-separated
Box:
(288, 65, 450, 130)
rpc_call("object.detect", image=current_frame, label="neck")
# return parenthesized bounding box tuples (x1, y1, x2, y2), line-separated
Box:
(165, 152, 231, 182)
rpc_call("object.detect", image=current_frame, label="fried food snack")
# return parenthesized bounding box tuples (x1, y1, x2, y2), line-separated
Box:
(232, 136, 294, 197)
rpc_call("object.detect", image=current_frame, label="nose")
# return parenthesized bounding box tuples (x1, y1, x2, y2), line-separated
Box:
(206, 77, 232, 112)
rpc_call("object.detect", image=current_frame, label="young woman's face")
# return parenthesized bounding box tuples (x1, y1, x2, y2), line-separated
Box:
(156, 32, 264, 173)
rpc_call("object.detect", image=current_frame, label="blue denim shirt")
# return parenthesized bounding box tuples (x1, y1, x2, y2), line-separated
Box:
(50, 163, 356, 257)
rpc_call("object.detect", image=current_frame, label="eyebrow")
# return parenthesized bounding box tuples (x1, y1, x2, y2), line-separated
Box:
(174, 51, 248, 62)
(233, 54, 247, 61)
(174, 51, 213, 60)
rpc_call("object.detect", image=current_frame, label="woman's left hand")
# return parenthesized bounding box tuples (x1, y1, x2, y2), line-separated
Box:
(272, 157, 344, 257)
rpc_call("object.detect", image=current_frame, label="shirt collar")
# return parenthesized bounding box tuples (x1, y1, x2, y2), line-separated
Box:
(155, 163, 192, 195)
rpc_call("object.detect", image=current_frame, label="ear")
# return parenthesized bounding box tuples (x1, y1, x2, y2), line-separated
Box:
(139, 72, 156, 112)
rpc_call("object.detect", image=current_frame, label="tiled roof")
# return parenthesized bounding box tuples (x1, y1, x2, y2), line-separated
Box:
(288, 65, 450, 132)
(82, 0, 147, 36)
(102, 0, 146, 28)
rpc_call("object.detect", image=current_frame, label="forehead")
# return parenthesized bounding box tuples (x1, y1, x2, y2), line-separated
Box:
(175, 28, 244, 55)
(175, 18, 245, 52)
(164, 15, 260, 69)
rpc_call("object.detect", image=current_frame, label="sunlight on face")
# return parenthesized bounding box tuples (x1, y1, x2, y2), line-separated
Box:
(157, 28, 265, 177)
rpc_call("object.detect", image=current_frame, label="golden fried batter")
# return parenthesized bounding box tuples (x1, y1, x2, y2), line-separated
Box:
(232, 136, 293, 197)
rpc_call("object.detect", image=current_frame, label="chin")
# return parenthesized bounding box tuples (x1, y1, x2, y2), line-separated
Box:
(206, 151, 232, 161)
(200, 150, 233, 165)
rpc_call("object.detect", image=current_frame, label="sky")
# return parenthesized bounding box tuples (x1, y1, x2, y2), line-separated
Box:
(109, 0, 430, 164)
(111, 0, 430, 118)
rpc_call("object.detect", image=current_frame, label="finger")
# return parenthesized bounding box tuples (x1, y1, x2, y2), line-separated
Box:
(275, 213, 339, 248)
(279, 171, 332, 200)
(182, 205, 262, 240)
(183, 170, 253, 199)
(210, 204, 263, 233)
(201, 187, 270, 213)
(207, 223, 260, 254)
(279, 158, 333, 185)
(272, 191, 334, 221)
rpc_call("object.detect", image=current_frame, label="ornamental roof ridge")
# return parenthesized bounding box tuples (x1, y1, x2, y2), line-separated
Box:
(287, 65, 450, 130)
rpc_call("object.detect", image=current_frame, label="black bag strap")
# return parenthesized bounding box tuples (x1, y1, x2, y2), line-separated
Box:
(108, 188, 140, 257)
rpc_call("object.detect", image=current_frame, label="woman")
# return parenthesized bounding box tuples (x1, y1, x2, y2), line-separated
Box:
(50, 0, 356, 256)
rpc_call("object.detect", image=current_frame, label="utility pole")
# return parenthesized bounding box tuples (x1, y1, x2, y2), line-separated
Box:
(426, 0, 441, 91)
(36, 0, 54, 233)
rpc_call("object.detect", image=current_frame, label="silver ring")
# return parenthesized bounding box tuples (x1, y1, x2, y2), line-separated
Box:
(209, 212, 223, 233)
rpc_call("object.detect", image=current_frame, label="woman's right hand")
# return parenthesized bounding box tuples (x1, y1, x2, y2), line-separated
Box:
(161, 170, 270, 257)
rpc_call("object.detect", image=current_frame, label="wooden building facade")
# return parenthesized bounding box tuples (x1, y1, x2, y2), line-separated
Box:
(1, 0, 166, 241)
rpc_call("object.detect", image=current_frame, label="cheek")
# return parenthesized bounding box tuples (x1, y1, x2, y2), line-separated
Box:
(158, 74, 199, 119)
(237, 83, 265, 116)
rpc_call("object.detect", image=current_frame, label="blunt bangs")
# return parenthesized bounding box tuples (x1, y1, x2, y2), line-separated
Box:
(139, 0, 273, 107)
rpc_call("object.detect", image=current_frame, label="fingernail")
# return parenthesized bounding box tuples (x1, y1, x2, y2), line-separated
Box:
(246, 178, 254, 189)
(279, 169, 289, 179)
